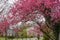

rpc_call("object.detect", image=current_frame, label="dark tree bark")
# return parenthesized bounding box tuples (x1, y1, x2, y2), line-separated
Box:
(53, 23, 60, 40)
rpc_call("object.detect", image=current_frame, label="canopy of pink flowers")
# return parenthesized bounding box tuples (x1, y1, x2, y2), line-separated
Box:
(0, 0, 60, 33)
(9, 0, 60, 23)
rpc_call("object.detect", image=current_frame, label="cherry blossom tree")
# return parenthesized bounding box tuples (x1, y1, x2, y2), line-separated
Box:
(8, 0, 60, 40)
(0, 0, 60, 40)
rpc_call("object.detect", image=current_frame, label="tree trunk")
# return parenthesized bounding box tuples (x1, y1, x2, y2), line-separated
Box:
(54, 27, 59, 40)
(59, 32, 60, 40)
(53, 23, 59, 40)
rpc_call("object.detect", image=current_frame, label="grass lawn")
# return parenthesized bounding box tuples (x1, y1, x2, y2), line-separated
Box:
(0, 37, 5, 40)
(0, 37, 44, 40)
